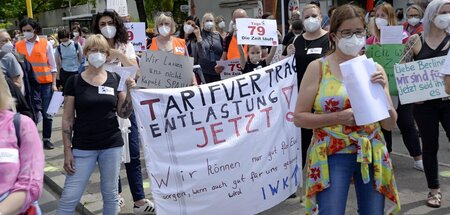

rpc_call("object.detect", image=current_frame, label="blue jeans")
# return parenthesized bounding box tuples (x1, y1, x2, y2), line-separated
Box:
(57, 147, 122, 215)
(317, 154, 385, 215)
(118, 112, 146, 202)
(40, 84, 53, 140)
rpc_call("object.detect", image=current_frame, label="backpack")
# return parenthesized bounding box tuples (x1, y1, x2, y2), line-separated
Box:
(15, 54, 42, 123)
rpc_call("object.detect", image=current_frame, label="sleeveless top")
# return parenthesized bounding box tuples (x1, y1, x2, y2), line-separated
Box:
(415, 35, 450, 61)
(304, 58, 400, 215)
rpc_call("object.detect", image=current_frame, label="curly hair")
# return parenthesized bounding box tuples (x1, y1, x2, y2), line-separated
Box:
(92, 9, 128, 44)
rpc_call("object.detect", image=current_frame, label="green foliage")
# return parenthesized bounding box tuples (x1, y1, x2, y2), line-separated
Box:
(145, 0, 188, 25)
(0, 0, 96, 19)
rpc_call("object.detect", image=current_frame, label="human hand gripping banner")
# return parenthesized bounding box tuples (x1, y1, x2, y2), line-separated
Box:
(131, 56, 301, 215)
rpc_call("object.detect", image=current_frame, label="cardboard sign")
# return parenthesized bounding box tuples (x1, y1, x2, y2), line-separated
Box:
(124, 22, 146, 51)
(107, 0, 128, 17)
(236, 18, 278, 46)
(217, 59, 243, 80)
(365, 44, 405, 95)
(137, 51, 194, 88)
(394, 56, 449, 104)
(132, 56, 301, 215)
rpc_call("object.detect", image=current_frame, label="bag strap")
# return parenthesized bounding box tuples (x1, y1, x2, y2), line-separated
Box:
(57, 45, 62, 57)
(434, 34, 450, 54)
(13, 112, 21, 147)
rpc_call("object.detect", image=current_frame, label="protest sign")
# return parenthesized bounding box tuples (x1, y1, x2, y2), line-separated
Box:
(365, 44, 404, 95)
(380, 26, 403, 44)
(340, 56, 389, 125)
(107, 0, 128, 16)
(137, 51, 194, 88)
(439, 51, 450, 75)
(132, 56, 301, 215)
(217, 59, 243, 80)
(124, 22, 146, 51)
(236, 18, 278, 46)
(394, 56, 449, 104)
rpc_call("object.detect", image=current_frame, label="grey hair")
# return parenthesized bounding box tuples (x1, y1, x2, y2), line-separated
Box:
(422, 0, 450, 38)
(406, 4, 424, 19)
(202, 13, 216, 31)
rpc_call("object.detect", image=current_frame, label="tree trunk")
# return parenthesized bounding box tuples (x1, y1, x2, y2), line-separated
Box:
(135, 0, 147, 25)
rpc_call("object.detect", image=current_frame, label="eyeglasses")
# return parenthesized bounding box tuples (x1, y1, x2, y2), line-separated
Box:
(156, 11, 173, 17)
(337, 29, 367, 39)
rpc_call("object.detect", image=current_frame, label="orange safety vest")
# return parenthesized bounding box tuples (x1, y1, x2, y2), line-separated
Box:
(226, 35, 247, 60)
(149, 37, 187, 56)
(16, 39, 52, 84)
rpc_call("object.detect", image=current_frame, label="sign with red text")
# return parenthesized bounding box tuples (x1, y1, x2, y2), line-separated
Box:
(137, 51, 194, 88)
(107, 0, 128, 17)
(124, 22, 146, 51)
(236, 18, 278, 46)
(132, 56, 301, 215)
(394, 56, 449, 104)
(217, 59, 243, 80)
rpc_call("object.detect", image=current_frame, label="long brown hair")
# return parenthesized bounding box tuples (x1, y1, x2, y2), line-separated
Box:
(374, 2, 397, 39)
(328, 4, 366, 53)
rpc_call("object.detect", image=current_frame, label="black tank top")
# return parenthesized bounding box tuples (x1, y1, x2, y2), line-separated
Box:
(414, 35, 450, 61)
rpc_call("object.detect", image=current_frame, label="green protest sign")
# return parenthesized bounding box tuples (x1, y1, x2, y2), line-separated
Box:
(365, 44, 405, 95)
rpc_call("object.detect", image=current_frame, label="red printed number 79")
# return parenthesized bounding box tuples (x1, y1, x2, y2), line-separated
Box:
(248, 26, 265, 36)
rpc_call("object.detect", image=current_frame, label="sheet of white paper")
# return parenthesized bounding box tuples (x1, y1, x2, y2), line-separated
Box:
(46, 91, 64, 117)
(340, 57, 390, 126)
(217, 59, 243, 80)
(380, 26, 403, 44)
(439, 50, 450, 75)
(112, 66, 138, 91)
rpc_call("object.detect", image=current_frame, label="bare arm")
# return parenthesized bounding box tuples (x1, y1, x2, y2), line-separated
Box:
(264, 45, 278, 65)
(62, 96, 75, 174)
(11, 74, 23, 89)
(373, 64, 397, 130)
(400, 34, 420, 64)
(238, 45, 246, 70)
(117, 78, 136, 119)
(445, 75, 450, 95)
(0, 191, 26, 215)
(294, 60, 355, 128)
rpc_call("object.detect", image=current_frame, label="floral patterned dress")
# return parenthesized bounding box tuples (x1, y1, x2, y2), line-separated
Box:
(304, 58, 401, 215)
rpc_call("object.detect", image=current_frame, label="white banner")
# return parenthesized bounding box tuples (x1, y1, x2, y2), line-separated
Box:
(236, 18, 278, 46)
(394, 56, 449, 104)
(137, 51, 194, 88)
(132, 56, 301, 215)
(124, 22, 146, 51)
(217, 59, 243, 80)
(106, 0, 128, 17)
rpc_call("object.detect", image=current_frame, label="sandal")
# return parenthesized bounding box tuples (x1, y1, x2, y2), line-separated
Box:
(426, 192, 442, 208)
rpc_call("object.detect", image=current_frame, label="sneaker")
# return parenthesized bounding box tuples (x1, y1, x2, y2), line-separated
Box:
(43, 140, 54, 150)
(414, 160, 424, 171)
(133, 199, 156, 215)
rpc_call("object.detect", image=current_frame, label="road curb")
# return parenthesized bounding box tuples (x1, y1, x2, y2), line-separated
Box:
(44, 174, 95, 215)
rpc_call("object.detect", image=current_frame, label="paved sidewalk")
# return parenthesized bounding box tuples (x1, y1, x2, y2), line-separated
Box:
(41, 112, 450, 214)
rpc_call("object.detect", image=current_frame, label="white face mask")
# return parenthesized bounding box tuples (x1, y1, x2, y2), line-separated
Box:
(303, 17, 321, 32)
(1, 41, 13, 53)
(62, 41, 71, 46)
(204, 21, 214, 30)
(434, 14, 450, 30)
(337, 34, 366, 56)
(158, 25, 171, 37)
(218, 21, 226, 29)
(249, 54, 261, 64)
(184, 24, 194, 34)
(49, 40, 55, 46)
(100, 26, 117, 39)
(407, 17, 421, 26)
(73, 32, 80, 38)
(88, 52, 106, 68)
(23, 32, 35, 40)
(228, 21, 234, 32)
(375, 18, 389, 29)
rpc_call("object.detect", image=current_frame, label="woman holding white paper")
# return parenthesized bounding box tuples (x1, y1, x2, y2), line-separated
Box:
(401, 0, 450, 208)
(294, 4, 400, 214)
(367, 2, 410, 45)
